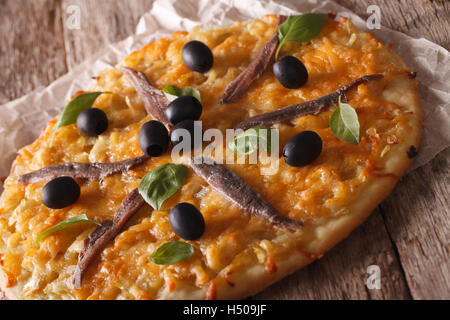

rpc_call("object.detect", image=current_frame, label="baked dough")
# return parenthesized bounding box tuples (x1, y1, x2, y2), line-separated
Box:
(0, 15, 421, 299)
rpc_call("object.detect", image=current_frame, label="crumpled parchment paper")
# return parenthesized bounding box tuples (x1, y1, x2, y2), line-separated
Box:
(1, 0, 449, 185)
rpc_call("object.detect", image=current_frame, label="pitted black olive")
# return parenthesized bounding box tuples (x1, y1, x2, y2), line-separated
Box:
(42, 177, 80, 209)
(273, 56, 308, 89)
(165, 96, 202, 125)
(138, 120, 169, 157)
(283, 131, 322, 167)
(182, 40, 214, 73)
(76, 108, 108, 137)
(169, 202, 205, 240)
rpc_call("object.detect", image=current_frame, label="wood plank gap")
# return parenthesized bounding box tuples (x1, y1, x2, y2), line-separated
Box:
(56, 0, 70, 73)
(58, 0, 72, 72)
(377, 205, 413, 300)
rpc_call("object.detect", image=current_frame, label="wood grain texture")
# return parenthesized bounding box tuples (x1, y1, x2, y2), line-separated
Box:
(61, 0, 155, 69)
(0, 0, 449, 300)
(0, 0, 67, 104)
(380, 149, 450, 299)
(335, 0, 450, 50)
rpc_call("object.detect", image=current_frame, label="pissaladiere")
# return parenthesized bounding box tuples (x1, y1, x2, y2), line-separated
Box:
(0, 14, 421, 300)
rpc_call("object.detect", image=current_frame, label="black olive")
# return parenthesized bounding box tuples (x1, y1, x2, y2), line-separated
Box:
(273, 56, 308, 89)
(165, 96, 202, 125)
(76, 108, 109, 137)
(42, 177, 80, 209)
(138, 120, 169, 157)
(170, 119, 202, 149)
(169, 202, 205, 241)
(182, 40, 214, 73)
(283, 131, 322, 167)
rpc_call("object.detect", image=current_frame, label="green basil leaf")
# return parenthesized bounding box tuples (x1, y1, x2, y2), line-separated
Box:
(229, 127, 273, 155)
(51, 92, 106, 144)
(162, 85, 201, 102)
(138, 163, 189, 210)
(36, 214, 100, 244)
(149, 241, 194, 265)
(330, 96, 360, 144)
(276, 13, 328, 59)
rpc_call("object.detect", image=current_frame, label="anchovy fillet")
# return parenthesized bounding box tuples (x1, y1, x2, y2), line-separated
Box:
(18, 155, 150, 184)
(72, 188, 146, 289)
(234, 74, 384, 130)
(219, 15, 287, 104)
(190, 158, 302, 230)
(121, 66, 172, 129)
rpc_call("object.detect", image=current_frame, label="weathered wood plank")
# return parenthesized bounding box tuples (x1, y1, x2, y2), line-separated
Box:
(379, 148, 450, 299)
(0, 0, 68, 104)
(335, 0, 450, 50)
(61, 0, 155, 69)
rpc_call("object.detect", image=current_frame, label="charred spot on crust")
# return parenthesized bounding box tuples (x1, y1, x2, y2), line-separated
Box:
(225, 279, 235, 287)
(408, 71, 417, 79)
(206, 282, 217, 300)
(407, 145, 418, 158)
(328, 11, 337, 20)
(265, 257, 278, 274)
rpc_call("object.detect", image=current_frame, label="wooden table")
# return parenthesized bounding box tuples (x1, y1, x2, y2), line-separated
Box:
(0, 0, 448, 300)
